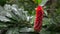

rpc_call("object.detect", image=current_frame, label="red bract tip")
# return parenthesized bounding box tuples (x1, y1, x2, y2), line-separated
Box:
(36, 6, 43, 12)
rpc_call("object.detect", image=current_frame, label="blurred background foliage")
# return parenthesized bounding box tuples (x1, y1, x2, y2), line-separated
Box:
(0, 0, 60, 34)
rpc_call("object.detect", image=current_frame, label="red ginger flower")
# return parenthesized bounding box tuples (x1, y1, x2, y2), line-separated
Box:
(34, 5, 44, 32)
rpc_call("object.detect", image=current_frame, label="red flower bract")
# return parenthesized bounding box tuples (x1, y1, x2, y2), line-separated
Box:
(34, 5, 44, 32)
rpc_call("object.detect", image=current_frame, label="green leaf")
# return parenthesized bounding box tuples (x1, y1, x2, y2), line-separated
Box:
(36, 0, 42, 5)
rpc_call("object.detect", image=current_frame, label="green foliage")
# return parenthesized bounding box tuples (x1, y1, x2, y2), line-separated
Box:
(17, 0, 37, 15)
(0, 0, 6, 6)
(0, 0, 60, 34)
(6, 27, 19, 34)
(35, 0, 42, 5)
(0, 4, 33, 34)
(43, 0, 60, 32)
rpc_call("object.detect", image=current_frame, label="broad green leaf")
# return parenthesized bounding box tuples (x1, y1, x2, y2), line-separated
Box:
(35, 0, 42, 5)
